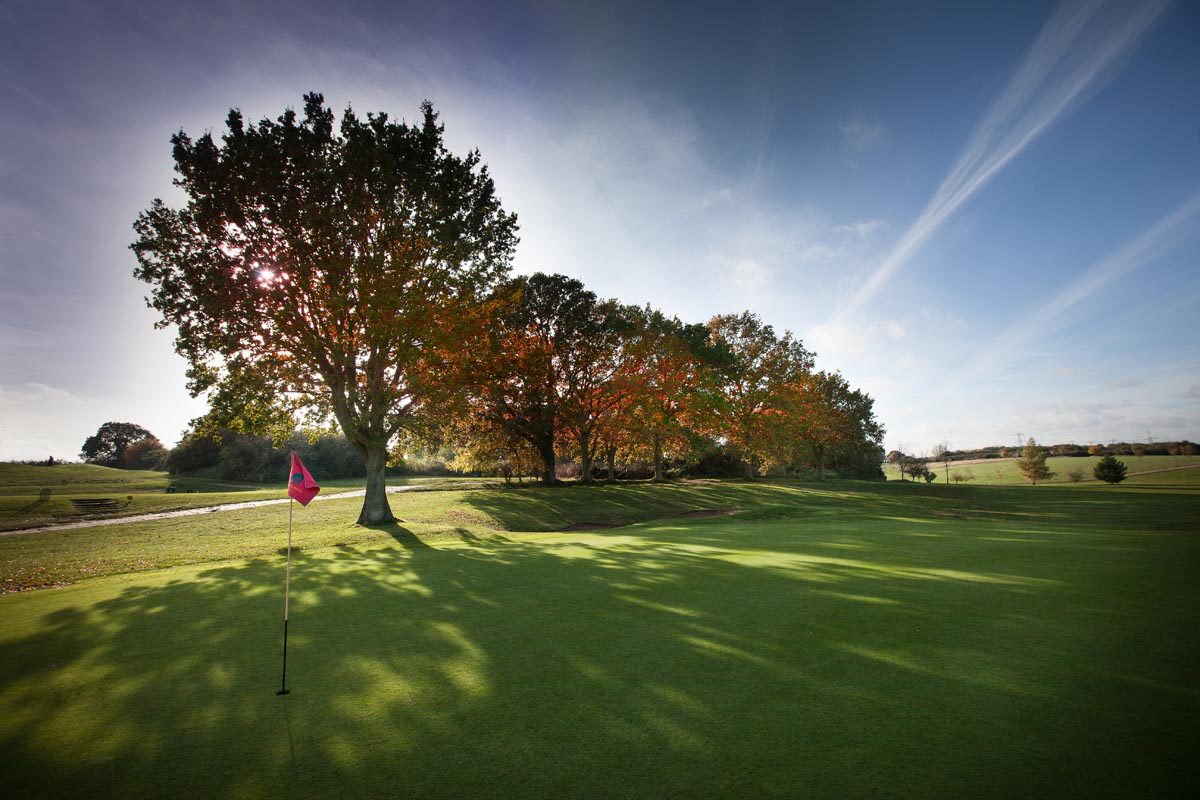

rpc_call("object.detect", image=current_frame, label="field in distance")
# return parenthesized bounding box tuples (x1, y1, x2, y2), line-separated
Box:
(884, 453, 1198, 485)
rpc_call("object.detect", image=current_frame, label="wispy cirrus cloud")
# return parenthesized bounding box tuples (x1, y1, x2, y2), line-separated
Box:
(836, 0, 1168, 319)
(940, 189, 1200, 392)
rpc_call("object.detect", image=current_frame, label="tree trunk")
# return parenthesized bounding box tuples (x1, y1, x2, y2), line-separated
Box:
(653, 432, 664, 482)
(605, 445, 617, 482)
(537, 437, 557, 485)
(579, 429, 593, 484)
(357, 445, 394, 525)
(743, 458, 755, 479)
(816, 443, 826, 482)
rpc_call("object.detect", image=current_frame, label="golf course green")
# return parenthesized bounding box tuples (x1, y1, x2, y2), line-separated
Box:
(1, 475, 1197, 798)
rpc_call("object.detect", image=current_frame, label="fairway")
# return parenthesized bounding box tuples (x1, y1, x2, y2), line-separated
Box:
(2, 480, 1198, 798)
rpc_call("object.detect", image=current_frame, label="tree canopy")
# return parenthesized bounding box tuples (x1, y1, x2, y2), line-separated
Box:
(132, 94, 519, 523)
(1093, 454, 1127, 485)
(81, 422, 155, 468)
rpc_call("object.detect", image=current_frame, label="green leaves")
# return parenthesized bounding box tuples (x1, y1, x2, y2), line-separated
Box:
(1093, 454, 1128, 485)
(133, 95, 519, 521)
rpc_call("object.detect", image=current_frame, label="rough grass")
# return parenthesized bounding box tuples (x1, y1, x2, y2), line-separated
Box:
(885, 454, 1198, 484)
(1, 478, 1198, 798)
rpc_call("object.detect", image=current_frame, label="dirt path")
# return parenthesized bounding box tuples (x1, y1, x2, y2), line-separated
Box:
(0, 485, 419, 538)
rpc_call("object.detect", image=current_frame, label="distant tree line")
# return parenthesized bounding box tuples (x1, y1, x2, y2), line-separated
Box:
(437, 277, 885, 485)
(889, 440, 1194, 464)
(886, 436, 1191, 487)
(167, 429, 367, 483)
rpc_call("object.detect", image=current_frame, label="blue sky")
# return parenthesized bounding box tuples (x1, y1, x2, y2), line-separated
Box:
(1, 0, 1198, 459)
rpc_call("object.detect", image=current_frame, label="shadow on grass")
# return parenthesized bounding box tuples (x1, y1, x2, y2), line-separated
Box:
(364, 520, 433, 549)
(1, 501, 1197, 799)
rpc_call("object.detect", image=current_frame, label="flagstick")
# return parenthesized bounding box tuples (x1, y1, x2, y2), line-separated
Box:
(276, 497, 293, 696)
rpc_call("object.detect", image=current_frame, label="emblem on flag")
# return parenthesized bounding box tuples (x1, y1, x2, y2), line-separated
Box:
(287, 452, 320, 506)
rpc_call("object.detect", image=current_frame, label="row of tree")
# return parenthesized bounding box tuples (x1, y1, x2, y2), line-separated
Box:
(130, 93, 882, 524)
(438, 276, 884, 487)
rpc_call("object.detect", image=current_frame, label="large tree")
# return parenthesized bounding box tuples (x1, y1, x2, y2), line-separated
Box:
(559, 299, 641, 484)
(703, 312, 814, 478)
(781, 371, 884, 481)
(622, 311, 713, 481)
(80, 422, 154, 468)
(468, 273, 610, 485)
(132, 94, 518, 524)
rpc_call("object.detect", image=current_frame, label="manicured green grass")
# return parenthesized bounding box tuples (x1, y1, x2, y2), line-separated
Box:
(1, 479, 1198, 798)
(0, 463, 494, 532)
(0, 481, 805, 590)
(885, 454, 1199, 484)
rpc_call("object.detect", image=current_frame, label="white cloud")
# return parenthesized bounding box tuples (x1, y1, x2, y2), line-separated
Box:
(809, 317, 911, 360)
(729, 257, 772, 291)
(1188, 385, 1200, 400)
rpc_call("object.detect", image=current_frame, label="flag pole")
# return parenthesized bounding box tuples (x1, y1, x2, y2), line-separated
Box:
(276, 497, 293, 696)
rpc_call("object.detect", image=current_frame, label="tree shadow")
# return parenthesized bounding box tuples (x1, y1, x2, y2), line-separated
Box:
(1, 489, 1195, 798)
(359, 520, 433, 549)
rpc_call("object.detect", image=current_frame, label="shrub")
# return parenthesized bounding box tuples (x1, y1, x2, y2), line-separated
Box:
(1066, 467, 1085, 483)
(1093, 455, 1127, 485)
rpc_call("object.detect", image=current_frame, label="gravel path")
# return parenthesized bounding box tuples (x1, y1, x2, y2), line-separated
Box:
(1, 485, 419, 538)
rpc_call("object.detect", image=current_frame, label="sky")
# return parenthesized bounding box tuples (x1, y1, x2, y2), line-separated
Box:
(1, 0, 1198, 460)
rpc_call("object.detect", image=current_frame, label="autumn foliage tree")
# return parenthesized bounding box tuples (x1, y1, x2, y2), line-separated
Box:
(123, 436, 169, 470)
(702, 312, 814, 478)
(468, 274, 612, 485)
(558, 300, 643, 484)
(621, 311, 713, 481)
(777, 371, 884, 481)
(132, 94, 518, 524)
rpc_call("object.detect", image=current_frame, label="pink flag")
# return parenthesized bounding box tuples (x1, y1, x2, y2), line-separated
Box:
(287, 452, 320, 506)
